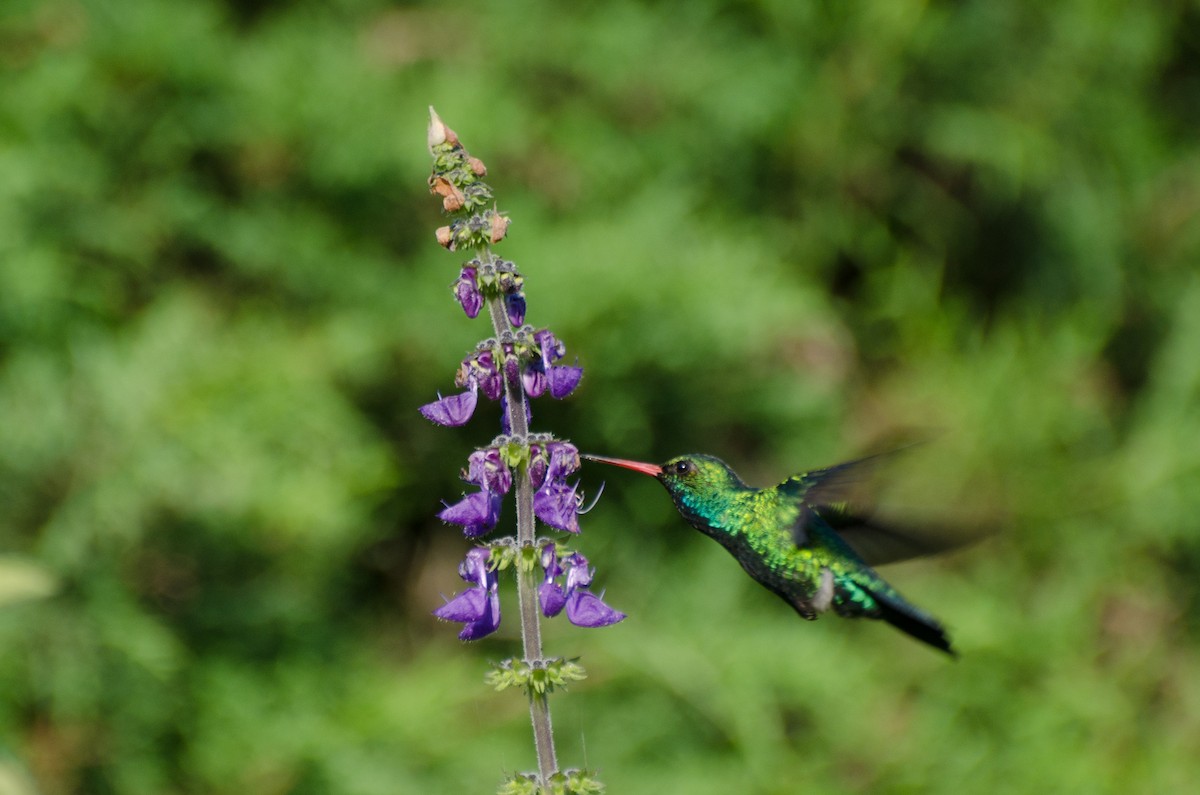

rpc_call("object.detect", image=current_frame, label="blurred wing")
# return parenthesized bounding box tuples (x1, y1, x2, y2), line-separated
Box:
(786, 449, 971, 565)
(784, 451, 896, 547)
(818, 513, 969, 566)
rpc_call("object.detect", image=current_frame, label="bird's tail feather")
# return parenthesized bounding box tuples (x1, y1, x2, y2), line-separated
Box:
(868, 587, 957, 657)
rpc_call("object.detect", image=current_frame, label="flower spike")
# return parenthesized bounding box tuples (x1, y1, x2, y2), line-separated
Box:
(424, 111, 614, 790)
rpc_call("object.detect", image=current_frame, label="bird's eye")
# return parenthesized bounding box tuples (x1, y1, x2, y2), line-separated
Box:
(673, 460, 694, 476)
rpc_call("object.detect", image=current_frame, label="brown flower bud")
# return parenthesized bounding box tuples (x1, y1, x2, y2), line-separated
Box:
(429, 176, 466, 212)
(435, 225, 455, 249)
(489, 213, 510, 244)
(467, 156, 487, 177)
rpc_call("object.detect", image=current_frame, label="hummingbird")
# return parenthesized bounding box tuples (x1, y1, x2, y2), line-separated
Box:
(583, 451, 957, 656)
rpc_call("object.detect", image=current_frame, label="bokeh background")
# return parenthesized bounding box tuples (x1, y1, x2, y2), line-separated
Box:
(3, 1, 1200, 793)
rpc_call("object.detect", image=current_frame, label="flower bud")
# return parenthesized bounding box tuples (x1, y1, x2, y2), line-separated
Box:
(489, 212, 510, 244)
(427, 107, 460, 152)
(430, 176, 467, 212)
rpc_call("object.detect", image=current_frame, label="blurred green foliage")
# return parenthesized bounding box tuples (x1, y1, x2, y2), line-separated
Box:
(2, 0, 1199, 793)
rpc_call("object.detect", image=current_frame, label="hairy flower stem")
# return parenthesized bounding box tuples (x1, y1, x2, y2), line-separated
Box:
(484, 286, 558, 781)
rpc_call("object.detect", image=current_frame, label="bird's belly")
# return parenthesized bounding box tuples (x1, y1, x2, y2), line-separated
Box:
(729, 535, 828, 620)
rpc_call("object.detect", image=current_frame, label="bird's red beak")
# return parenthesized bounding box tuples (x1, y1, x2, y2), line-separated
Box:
(582, 453, 663, 477)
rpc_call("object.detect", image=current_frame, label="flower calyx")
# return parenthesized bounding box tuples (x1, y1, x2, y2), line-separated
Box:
(499, 769, 605, 795)
(486, 657, 587, 696)
(434, 208, 509, 251)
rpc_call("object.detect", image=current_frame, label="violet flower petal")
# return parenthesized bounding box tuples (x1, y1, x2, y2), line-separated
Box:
(466, 448, 512, 495)
(522, 365, 548, 399)
(502, 344, 521, 388)
(454, 266, 483, 318)
(529, 444, 548, 491)
(436, 548, 501, 640)
(534, 329, 565, 364)
(433, 586, 489, 623)
(539, 542, 561, 578)
(539, 581, 567, 617)
(458, 589, 501, 640)
(419, 386, 478, 426)
(469, 350, 504, 401)
(479, 370, 504, 401)
(564, 553, 593, 589)
(438, 490, 502, 537)
(533, 481, 580, 533)
(566, 590, 626, 628)
(459, 546, 493, 584)
(545, 441, 581, 480)
(547, 364, 583, 399)
(505, 292, 526, 327)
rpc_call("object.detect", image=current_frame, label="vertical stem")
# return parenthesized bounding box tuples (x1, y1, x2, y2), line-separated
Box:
(482, 263, 558, 784)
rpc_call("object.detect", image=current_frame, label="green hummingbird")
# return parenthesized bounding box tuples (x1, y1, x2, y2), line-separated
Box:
(583, 451, 957, 656)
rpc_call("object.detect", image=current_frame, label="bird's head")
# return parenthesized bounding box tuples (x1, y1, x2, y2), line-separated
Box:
(582, 453, 746, 508)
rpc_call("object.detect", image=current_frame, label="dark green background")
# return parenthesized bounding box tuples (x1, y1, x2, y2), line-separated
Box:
(2, 1, 1199, 793)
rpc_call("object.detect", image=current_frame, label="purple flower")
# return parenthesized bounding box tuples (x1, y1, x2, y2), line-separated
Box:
(530, 443, 584, 534)
(454, 266, 483, 318)
(534, 329, 566, 362)
(458, 349, 503, 401)
(530, 441, 580, 491)
(529, 445, 549, 491)
(522, 365, 548, 399)
(538, 549, 624, 628)
(564, 552, 594, 590)
(549, 441, 581, 475)
(439, 489, 503, 537)
(505, 292, 526, 326)
(567, 591, 625, 628)
(498, 266, 525, 325)
(548, 364, 583, 398)
(501, 343, 522, 388)
(434, 547, 500, 640)
(438, 446, 514, 537)
(465, 447, 512, 495)
(525, 329, 582, 400)
(419, 383, 479, 426)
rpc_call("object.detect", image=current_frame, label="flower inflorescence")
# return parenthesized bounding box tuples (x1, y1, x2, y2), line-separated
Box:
(422, 109, 622, 642)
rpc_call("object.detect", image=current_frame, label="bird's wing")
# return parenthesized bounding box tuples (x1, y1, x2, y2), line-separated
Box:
(784, 452, 889, 542)
(785, 451, 964, 566)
